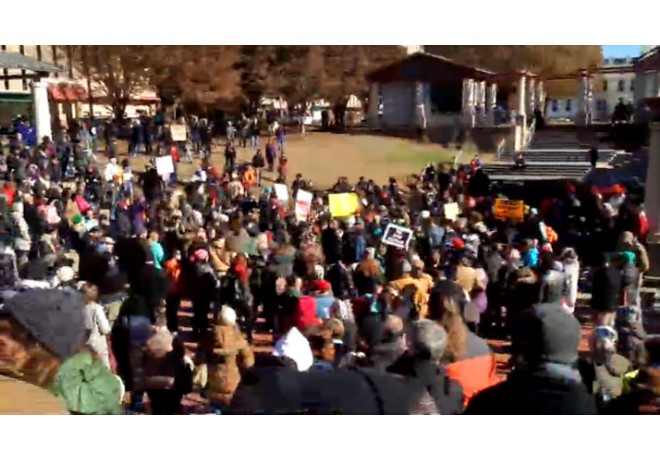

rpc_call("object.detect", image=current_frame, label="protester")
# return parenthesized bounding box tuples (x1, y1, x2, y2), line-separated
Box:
(1, 111, 657, 416)
(143, 306, 190, 415)
(82, 282, 112, 369)
(605, 338, 660, 414)
(466, 303, 598, 414)
(389, 319, 464, 414)
(428, 280, 499, 407)
(197, 306, 255, 413)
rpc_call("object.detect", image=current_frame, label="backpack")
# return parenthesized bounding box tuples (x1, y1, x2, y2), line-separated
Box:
(0, 249, 18, 290)
(221, 272, 244, 303)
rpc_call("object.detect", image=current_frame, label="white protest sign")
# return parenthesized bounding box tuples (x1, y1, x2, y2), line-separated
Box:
(155, 155, 175, 180)
(295, 189, 313, 222)
(382, 223, 414, 250)
(443, 202, 460, 221)
(170, 124, 187, 142)
(274, 183, 289, 203)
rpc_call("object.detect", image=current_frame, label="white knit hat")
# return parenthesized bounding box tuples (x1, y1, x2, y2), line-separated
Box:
(57, 266, 75, 284)
(219, 306, 237, 326)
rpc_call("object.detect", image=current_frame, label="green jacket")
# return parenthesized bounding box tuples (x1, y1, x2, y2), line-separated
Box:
(52, 352, 124, 415)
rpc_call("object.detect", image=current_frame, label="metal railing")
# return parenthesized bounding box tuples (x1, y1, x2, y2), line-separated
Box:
(496, 138, 506, 161)
(523, 116, 536, 150)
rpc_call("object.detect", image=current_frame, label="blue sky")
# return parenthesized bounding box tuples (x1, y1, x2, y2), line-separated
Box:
(602, 45, 642, 58)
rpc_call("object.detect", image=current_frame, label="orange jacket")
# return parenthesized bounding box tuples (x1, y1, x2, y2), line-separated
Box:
(164, 258, 182, 295)
(445, 353, 501, 407)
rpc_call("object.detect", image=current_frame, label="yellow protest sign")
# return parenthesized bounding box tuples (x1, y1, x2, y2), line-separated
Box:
(329, 193, 359, 217)
(494, 198, 524, 222)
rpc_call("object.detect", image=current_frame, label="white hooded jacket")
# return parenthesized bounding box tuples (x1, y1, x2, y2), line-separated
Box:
(272, 327, 313, 372)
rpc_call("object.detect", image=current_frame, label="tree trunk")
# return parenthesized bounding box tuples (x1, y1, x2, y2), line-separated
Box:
(112, 101, 126, 123)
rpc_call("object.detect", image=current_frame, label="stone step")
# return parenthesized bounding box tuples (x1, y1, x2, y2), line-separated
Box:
(482, 163, 591, 180)
(502, 149, 620, 163)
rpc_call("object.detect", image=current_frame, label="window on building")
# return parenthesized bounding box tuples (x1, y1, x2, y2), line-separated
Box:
(19, 45, 27, 91)
(1, 45, 7, 90)
(36, 45, 42, 61)
(551, 100, 558, 112)
(618, 80, 625, 92)
(630, 80, 635, 91)
(603, 80, 608, 91)
(566, 99, 572, 112)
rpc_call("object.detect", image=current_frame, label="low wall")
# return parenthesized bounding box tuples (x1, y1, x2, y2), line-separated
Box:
(539, 123, 649, 151)
(376, 123, 515, 153)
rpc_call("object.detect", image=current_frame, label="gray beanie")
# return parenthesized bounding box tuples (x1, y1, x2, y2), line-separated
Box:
(3, 288, 88, 359)
(402, 260, 412, 273)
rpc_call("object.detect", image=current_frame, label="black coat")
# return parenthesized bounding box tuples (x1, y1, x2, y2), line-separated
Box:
(321, 228, 342, 265)
(227, 367, 415, 415)
(388, 354, 464, 414)
(604, 388, 660, 415)
(325, 263, 353, 298)
(465, 368, 598, 415)
(591, 265, 622, 313)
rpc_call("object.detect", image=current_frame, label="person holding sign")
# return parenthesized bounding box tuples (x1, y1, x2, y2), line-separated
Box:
(389, 258, 432, 319)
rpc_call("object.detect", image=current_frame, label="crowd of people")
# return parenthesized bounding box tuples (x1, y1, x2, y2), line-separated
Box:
(1, 114, 659, 415)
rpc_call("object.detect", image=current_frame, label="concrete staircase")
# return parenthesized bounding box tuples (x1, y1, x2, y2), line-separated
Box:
(483, 162, 593, 181)
(483, 125, 622, 181)
(607, 150, 648, 184)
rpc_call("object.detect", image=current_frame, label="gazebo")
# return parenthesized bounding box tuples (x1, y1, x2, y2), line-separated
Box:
(366, 52, 546, 130)
(0, 52, 62, 140)
(366, 52, 548, 152)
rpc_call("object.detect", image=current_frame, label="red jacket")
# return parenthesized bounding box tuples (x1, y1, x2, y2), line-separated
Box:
(638, 211, 649, 242)
(2, 185, 15, 206)
(170, 145, 180, 163)
(294, 295, 321, 332)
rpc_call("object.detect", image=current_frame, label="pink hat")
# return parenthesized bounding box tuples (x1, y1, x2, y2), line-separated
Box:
(191, 249, 209, 262)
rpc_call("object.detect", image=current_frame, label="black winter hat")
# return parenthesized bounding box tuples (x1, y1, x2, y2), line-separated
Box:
(3, 288, 88, 360)
(512, 303, 581, 365)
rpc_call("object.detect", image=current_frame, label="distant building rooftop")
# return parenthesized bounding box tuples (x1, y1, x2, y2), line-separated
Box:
(0, 52, 60, 73)
(602, 57, 635, 66)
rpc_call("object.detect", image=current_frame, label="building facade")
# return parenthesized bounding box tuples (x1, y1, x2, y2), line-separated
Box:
(545, 57, 636, 121)
(0, 45, 79, 127)
(1, 45, 159, 129)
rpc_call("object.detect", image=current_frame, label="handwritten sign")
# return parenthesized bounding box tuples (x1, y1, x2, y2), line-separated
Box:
(295, 189, 312, 222)
(170, 124, 187, 142)
(155, 155, 174, 180)
(443, 202, 460, 221)
(382, 223, 414, 250)
(328, 193, 359, 218)
(493, 198, 524, 222)
(274, 183, 289, 203)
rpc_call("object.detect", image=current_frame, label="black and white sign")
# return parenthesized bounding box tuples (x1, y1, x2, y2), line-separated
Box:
(382, 223, 413, 250)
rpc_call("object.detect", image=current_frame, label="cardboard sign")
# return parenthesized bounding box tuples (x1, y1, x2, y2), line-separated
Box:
(382, 223, 414, 250)
(170, 124, 187, 142)
(274, 183, 289, 202)
(295, 189, 313, 222)
(155, 155, 174, 179)
(443, 202, 460, 221)
(328, 193, 359, 218)
(493, 198, 524, 222)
